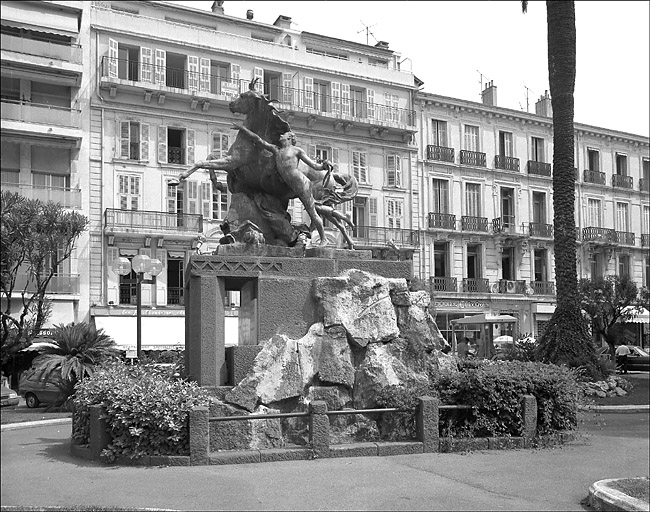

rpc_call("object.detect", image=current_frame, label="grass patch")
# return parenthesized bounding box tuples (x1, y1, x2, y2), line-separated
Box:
(609, 477, 650, 503)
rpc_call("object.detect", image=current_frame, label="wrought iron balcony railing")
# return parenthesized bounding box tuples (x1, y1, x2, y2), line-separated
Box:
(582, 227, 617, 243)
(1, 33, 82, 64)
(527, 161, 552, 176)
(462, 278, 490, 293)
(459, 150, 486, 167)
(530, 281, 556, 295)
(584, 169, 606, 185)
(615, 231, 635, 246)
(496, 279, 527, 294)
(640, 178, 650, 193)
(426, 145, 455, 163)
(492, 218, 526, 236)
(13, 273, 80, 295)
(100, 56, 416, 128)
(105, 208, 203, 233)
(494, 155, 520, 172)
(427, 212, 456, 230)
(529, 222, 553, 238)
(1, 100, 81, 129)
(351, 226, 420, 247)
(642, 234, 650, 247)
(1, 182, 81, 209)
(612, 174, 633, 189)
(167, 287, 184, 306)
(461, 216, 488, 232)
(429, 276, 457, 293)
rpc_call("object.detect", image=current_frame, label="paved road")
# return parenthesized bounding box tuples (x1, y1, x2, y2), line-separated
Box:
(1, 412, 648, 511)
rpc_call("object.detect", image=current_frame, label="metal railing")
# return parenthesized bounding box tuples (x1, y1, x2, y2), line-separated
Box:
(352, 226, 420, 247)
(0, 182, 81, 209)
(527, 161, 551, 176)
(427, 212, 456, 230)
(612, 174, 633, 189)
(461, 216, 488, 232)
(494, 155, 520, 172)
(426, 145, 455, 163)
(462, 278, 490, 293)
(615, 231, 635, 246)
(497, 279, 527, 294)
(105, 208, 203, 233)
(430, 276, 457, 292)
(13, 273, 80, 294)
(459, 150, 486, 167)
(168, 287, 184, 305)
(168, 147, 185, 165)
(583, 169, 606, 185)
(582, 227, 617, 243)
(492, 218, 525, 235)
(529, 222, 553, 238)
(1, 33, 82, 64)
(642, 234, 650, 247)
(1, 100, 81, 129)
(530, 281, 555, 295)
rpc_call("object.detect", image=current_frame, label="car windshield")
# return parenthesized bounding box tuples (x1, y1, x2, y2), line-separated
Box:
(631, 346, 649, 357)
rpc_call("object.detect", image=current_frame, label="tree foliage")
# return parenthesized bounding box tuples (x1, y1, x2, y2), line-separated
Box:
(1, 191, 89, 364)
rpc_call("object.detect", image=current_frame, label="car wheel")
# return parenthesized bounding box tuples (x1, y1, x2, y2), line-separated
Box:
(25, 393, 40, 409)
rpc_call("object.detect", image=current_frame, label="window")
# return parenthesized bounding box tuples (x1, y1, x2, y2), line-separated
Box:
(118, 121, 149, 160)
(386, 199, 403, 229)
(185, 181, 198, 215)
(313, 79, 329, 112)
(643, 205, 650, 234)
(352, 150, 368, 183)
(643, 159, 650, 181)
(466, 244, 481, 278)
(158, 126, 195, 165)
(166, 178, 182, 214)
(616, 202, 629, 232)
(167, 257, 184, 305)
(618, 255, 630, 278)
(534, 249, 548, 281)
(590, 254, 604, 280)
(350, 87, 366, 118)
(117, 175, 140, 210)
(587, 148, 600, 172)
(211, 181, 229, 221)
(431, 179, 449, 214)
(386, 155, 402, 188)
(500, 187, 515, 228)
(33, 173, 69, 189)
(587, 198, 602, 227)
(212, 132, 229, 158)
(433, 242, 448, 277)
(615, 153, 627, 176)
(465, 183, 481, 217)
(464, 125, 479, 152)
(499, 131, 513, 157)
(646, 255, 650, 289)
(501, 247, 515, 280)
(431, 120, 447, 147)
(531, 137, 545, 162)
(532, 192, 546, 224)
(384, 93, 399, 123)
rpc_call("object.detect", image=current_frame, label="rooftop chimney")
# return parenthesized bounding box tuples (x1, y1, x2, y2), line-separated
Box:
(273, 15, 292, 29)
(246, 9, 253, 20)
(210, 1, 224, 14)
(535, 90, 553, 118)
(481, 80, 497, 106)
(374, 41, 389, 49)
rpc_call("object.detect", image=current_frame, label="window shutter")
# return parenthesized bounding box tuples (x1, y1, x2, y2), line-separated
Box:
(396, 157, 402, 188)
(187, 56, 199, 91)
(140, 123, 149, 161)
(154, 49, 166, 85)
(186, 181, 198, 214)
(341, 84, 351, 116)
(199, 58, 210, 93)
(166, 180, 177, 213)
(309, 144, 317, 159)
(158, 125, 168, 163)
(201, 182, 211, 219)
(282, 72, 293, 104)
(108, 38, 118, 78)
(331, 82, 341, 114)
(186, 129, 195, 164)
(366, 89, 375, 119)
(304, 77, 314, 109)
(119, 121, 130, 158)
(332, 147, 339, 171)
(254, 67, 264, 92)
(230, 63, 241, 91)
(369, 197, 378, 227)
(108, 247, 119, 267)
(140, 47, 153, 83)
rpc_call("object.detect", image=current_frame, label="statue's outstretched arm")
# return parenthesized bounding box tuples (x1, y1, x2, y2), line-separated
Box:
(233, 122, 275, 153)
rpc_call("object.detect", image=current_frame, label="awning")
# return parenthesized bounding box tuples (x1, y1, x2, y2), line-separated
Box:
(94, 316, 185, 351)
(619, 307, 650, 324)
(2, 3, 80, 37)
(451, 313, 518, 325)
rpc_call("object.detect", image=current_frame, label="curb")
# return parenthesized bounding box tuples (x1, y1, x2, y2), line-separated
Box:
(1, 418, 71, 432)
(588, 478, 650, 511)
(579, 405, 650, 414)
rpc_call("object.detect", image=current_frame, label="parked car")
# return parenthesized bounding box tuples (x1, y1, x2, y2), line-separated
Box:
(624, 346, 650, 372)
(18, 368, 65, 408)
(1, 385, 19, 407)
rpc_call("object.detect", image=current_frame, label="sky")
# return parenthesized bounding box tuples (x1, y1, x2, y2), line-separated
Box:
(164, 1, 649, 137)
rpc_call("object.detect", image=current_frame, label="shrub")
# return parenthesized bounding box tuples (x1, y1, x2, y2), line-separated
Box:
(73, 360, 211, 460)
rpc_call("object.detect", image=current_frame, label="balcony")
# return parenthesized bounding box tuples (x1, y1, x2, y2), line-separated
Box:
(462, 278, 490, 293)
(530, 281, 556, 295)
(104, 209, 203, 234)
(615, 231, 635, 246)
(13, 273, 80, 295)
(426, 145, 455, 163)
(583, 169, 606, 185)
(494, 155, 520, 172)
(527, 161, 552, 176)
(461, 216, 489, 232)
(492, 218, 527, 237)
(1, 33, 82, 65)
(640, 179, 650, 193)
(100, 57, 416, 129)
(496, 279, 527, 294)
(1, 182, 81, 209)
(352, 226, 420, 247)
(167, 287, 184, 306)
(582, 227, 617, 243)
(642, 234, 650, 247)
(459, 150, 486, 167)
(529, 222, 553, 238)
(427, 212, 456, 230)
(1, 100, 81, 130)
(612, 174, 633, 189)
(429, 276, 457, 293)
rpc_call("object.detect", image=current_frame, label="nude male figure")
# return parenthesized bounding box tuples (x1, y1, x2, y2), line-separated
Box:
(232, 122, 331, 246)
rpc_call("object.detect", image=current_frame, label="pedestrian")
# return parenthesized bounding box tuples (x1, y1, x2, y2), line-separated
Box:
(457, 337, 470, 359)
(615, 342, 631, 374)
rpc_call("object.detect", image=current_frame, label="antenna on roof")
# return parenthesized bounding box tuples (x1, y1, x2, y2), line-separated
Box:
(523, 84, 532, 113)
(477, 70, 490, 99)
(358, 20, 378, 45)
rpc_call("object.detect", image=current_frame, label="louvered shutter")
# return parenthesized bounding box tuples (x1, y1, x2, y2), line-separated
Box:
(157, 125, 167, 163)
(201, 182, 211, 219)
(282, 72, 293, 103)
(254, 67, 264, 93)
(332, 148, 340, 171)
(140, 47, 153, 83)
(369, 197, 378, 227)
(108, 38, 118, 78)
(366, 89, 375, 119)
(107, 246, 120, 304)
(166, 180, 177, 213)
(341, 84, 351, 116)
(119, 121, 130, 158)
(199, 58, 210, 92)
(186, 129, 195, 164)
(331, 82, 341, 114)
(309, 144, 317, 159)
(230, 63, 241, 91)
(155, 249, 167, 306)
(186, 181, 198, 214)
(304, 77, 314, 109)
(140, 123, 149, 161)
(187, 56, 199, 91)
(154, 49, 166, 85)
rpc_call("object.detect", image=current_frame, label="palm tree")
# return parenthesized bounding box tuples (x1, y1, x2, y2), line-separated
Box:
(523, 1, 599, 374)
(32, 322, 120, 407)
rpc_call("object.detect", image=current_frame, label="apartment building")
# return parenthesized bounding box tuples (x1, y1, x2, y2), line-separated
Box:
(86, 0, 420, 351)
(415, 84, 650, 343)
(0, 1, 90, 329)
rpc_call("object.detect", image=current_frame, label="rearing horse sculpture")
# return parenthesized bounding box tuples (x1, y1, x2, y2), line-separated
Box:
(176, 78, 358, 248)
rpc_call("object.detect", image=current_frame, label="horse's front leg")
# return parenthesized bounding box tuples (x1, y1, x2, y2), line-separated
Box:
(177, 156, 235, 182)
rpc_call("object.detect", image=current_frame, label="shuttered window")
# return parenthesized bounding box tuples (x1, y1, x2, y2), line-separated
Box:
(352, 150, 368, 184)
(465, 183, 481, 217)
(386, 155, 402, 188)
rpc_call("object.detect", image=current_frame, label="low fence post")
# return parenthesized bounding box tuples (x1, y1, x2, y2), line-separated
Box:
(309, 400, 330, 458)
(190, 406, 209, 466)
(521, 394, 537, 440)
(416, 396, 439, 453)
(89, 404, 110, 460)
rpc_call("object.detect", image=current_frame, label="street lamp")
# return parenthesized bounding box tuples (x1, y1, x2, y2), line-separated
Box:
(111, 254, 163, 360)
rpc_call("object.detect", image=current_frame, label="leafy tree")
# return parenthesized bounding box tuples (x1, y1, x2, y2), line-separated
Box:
(522, 1, 599, 376)
(1, 191, 89, 365)
(579, 275, 646, 357)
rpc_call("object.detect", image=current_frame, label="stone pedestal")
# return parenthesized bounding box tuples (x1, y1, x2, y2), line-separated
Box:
(184, 249, 412, 386)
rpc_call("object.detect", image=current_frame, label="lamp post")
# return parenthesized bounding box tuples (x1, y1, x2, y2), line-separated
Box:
(111, 254, 163, 360)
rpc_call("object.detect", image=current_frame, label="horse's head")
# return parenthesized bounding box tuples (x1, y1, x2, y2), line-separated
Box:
(229, 78, 272, 115)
